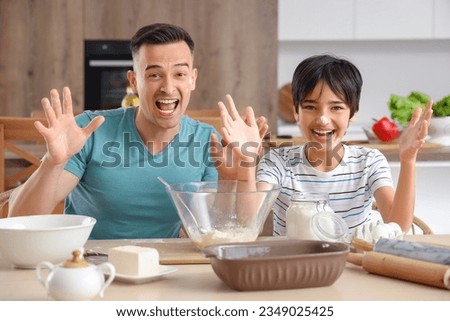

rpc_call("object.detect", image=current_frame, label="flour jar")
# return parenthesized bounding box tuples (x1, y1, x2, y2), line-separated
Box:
(286, 192, 349, 242)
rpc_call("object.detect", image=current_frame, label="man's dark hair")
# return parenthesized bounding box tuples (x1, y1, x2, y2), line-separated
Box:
(130, 23, 195, 57)
(291, 54, 362, 119)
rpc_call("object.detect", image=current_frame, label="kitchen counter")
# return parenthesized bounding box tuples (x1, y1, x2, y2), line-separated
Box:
(264, 137, 450, 162)
(1, 235, 449, 301)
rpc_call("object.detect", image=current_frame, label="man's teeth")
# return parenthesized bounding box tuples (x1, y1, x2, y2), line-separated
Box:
(158, 99, 177, 104)
(157, 99, 178, 114)
(160, 109, 174, 115)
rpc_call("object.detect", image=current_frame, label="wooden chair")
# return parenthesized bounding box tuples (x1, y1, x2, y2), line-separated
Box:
(410, 216, 433, 235)
(0, 116, 47, 192)
(190, 116, 222, 133)
(185, 109, 222, 133)
(0, 188, 15, 218)
(372, 202, 433, 235)
(0, 117, 64, 218)
(186, 108, 220, 118)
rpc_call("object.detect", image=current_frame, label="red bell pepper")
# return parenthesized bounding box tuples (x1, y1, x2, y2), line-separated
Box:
(372, 117, 400, 142)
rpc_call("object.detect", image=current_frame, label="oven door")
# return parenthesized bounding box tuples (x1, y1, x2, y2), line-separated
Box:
(84, 40, 133, 110)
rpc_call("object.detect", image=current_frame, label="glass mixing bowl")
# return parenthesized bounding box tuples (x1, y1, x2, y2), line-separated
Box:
(165, 180, 281, 248)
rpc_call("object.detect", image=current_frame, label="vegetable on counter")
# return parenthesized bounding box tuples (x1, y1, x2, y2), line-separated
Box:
(388, 91, 430, 126)
(372, 117, 400, 142)
(432, 95, 450, 117)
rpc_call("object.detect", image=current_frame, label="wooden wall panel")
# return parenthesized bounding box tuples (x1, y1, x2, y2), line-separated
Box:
(0, 0, 278, 132)
(83, 0, 278, 131)
(182, 0, 278, 130)
(83, 0, 185, 40)
(0, 0, 83, 116)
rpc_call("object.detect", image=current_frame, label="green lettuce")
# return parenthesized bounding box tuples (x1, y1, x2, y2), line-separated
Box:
(388, 91, 429, 126)
(433, 95, 450, 117)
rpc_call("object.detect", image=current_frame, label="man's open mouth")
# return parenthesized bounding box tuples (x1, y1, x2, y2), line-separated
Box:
(156, 99, 179, 115)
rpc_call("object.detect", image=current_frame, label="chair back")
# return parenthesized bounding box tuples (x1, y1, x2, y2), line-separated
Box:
(185, 109, 222, 133)
(0, 117, 47, 192)
(190, 116, 222, 133)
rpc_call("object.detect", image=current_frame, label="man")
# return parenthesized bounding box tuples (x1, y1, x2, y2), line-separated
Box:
(8, 23, 266, 239)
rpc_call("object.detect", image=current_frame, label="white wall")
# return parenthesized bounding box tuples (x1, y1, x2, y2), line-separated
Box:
(278, 40, 450, 126)
(389, 162, 450, 234)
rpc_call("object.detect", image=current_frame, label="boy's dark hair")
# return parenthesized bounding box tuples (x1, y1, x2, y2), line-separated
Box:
(291, 54, 362, 119)
(130, 23, 195, 57)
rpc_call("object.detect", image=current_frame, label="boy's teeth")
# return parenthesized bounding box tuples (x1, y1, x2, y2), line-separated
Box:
(313, 129, 333, 136)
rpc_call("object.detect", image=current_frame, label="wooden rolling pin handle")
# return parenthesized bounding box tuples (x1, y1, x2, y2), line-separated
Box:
(346, 252, 363, 266)
(363, 252, 450, 290)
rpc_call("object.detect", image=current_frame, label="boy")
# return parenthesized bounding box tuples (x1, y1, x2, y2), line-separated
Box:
(250, 54, 431, 236)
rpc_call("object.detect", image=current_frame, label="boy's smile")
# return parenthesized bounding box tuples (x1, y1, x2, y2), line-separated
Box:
(296, 81, 351, 147)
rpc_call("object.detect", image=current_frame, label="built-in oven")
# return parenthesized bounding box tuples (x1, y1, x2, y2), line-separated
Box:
(84, 40, 133, 110)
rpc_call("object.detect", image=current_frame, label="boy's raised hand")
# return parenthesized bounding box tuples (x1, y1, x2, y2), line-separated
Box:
(210, 94, 267, 180)
(34, 87, 105, 165)
(398, 100, 433, 162)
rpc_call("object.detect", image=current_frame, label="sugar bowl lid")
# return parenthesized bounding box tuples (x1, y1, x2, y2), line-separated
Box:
(62, 249, 90, 268)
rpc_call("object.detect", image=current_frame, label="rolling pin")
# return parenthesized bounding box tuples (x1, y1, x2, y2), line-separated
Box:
(347, 251, 450, 289)
(351, 238, 450, 265)
(374, 238, 450, 265)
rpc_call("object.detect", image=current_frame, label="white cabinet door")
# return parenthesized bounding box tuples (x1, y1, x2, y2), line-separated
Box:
(434, 0, 450, 38)
(355, 0, 434, 40)
(279, 0, 354, 41)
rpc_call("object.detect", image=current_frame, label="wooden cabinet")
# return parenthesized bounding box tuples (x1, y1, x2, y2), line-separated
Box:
(0, 0, 278, 132)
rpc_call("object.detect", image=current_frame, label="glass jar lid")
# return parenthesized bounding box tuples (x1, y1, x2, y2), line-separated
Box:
(311, 211, 350, 243)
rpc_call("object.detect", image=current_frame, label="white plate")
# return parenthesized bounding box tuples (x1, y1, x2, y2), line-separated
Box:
(111, 265, 178, 284)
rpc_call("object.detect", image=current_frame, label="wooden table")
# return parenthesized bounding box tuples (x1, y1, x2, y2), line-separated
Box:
(1, 235, 449, 301)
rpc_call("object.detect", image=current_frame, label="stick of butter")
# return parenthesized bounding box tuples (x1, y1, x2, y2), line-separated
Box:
(108, 245, 160, 276)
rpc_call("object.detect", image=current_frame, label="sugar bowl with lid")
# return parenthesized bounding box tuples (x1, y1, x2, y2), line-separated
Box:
(36, 249, 115, 300)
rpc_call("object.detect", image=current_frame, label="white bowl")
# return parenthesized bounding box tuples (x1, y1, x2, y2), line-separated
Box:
(0, 214, 96, 268)
(428, 116, 450, 146)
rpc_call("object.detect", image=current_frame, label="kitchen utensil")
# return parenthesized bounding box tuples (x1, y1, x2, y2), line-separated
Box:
(374, 238, 450, 265)
(203, 239, 349, 291)
(347, 251, 450, 290)
(36, 249, 115, 300)
(164, 180, 281, 248)
(286, 192, 349, 242)
(351, 238, 450, 265)
(157, 177, 207, 234)
(0, 214, 96, 268)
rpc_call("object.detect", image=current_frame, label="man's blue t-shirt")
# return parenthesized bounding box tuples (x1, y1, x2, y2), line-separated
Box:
(64, 107, 218, 239)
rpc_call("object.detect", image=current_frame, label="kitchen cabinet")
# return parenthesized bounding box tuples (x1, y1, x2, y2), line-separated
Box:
(279, 0, 354, 41)
(279, 0, 449, 41)
(435, 0, 450, 38)
(354, 0, 433, 40)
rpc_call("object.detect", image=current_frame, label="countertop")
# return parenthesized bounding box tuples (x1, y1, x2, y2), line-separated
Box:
(1, 235, 449, 301)
(264, 137, 450, 162)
